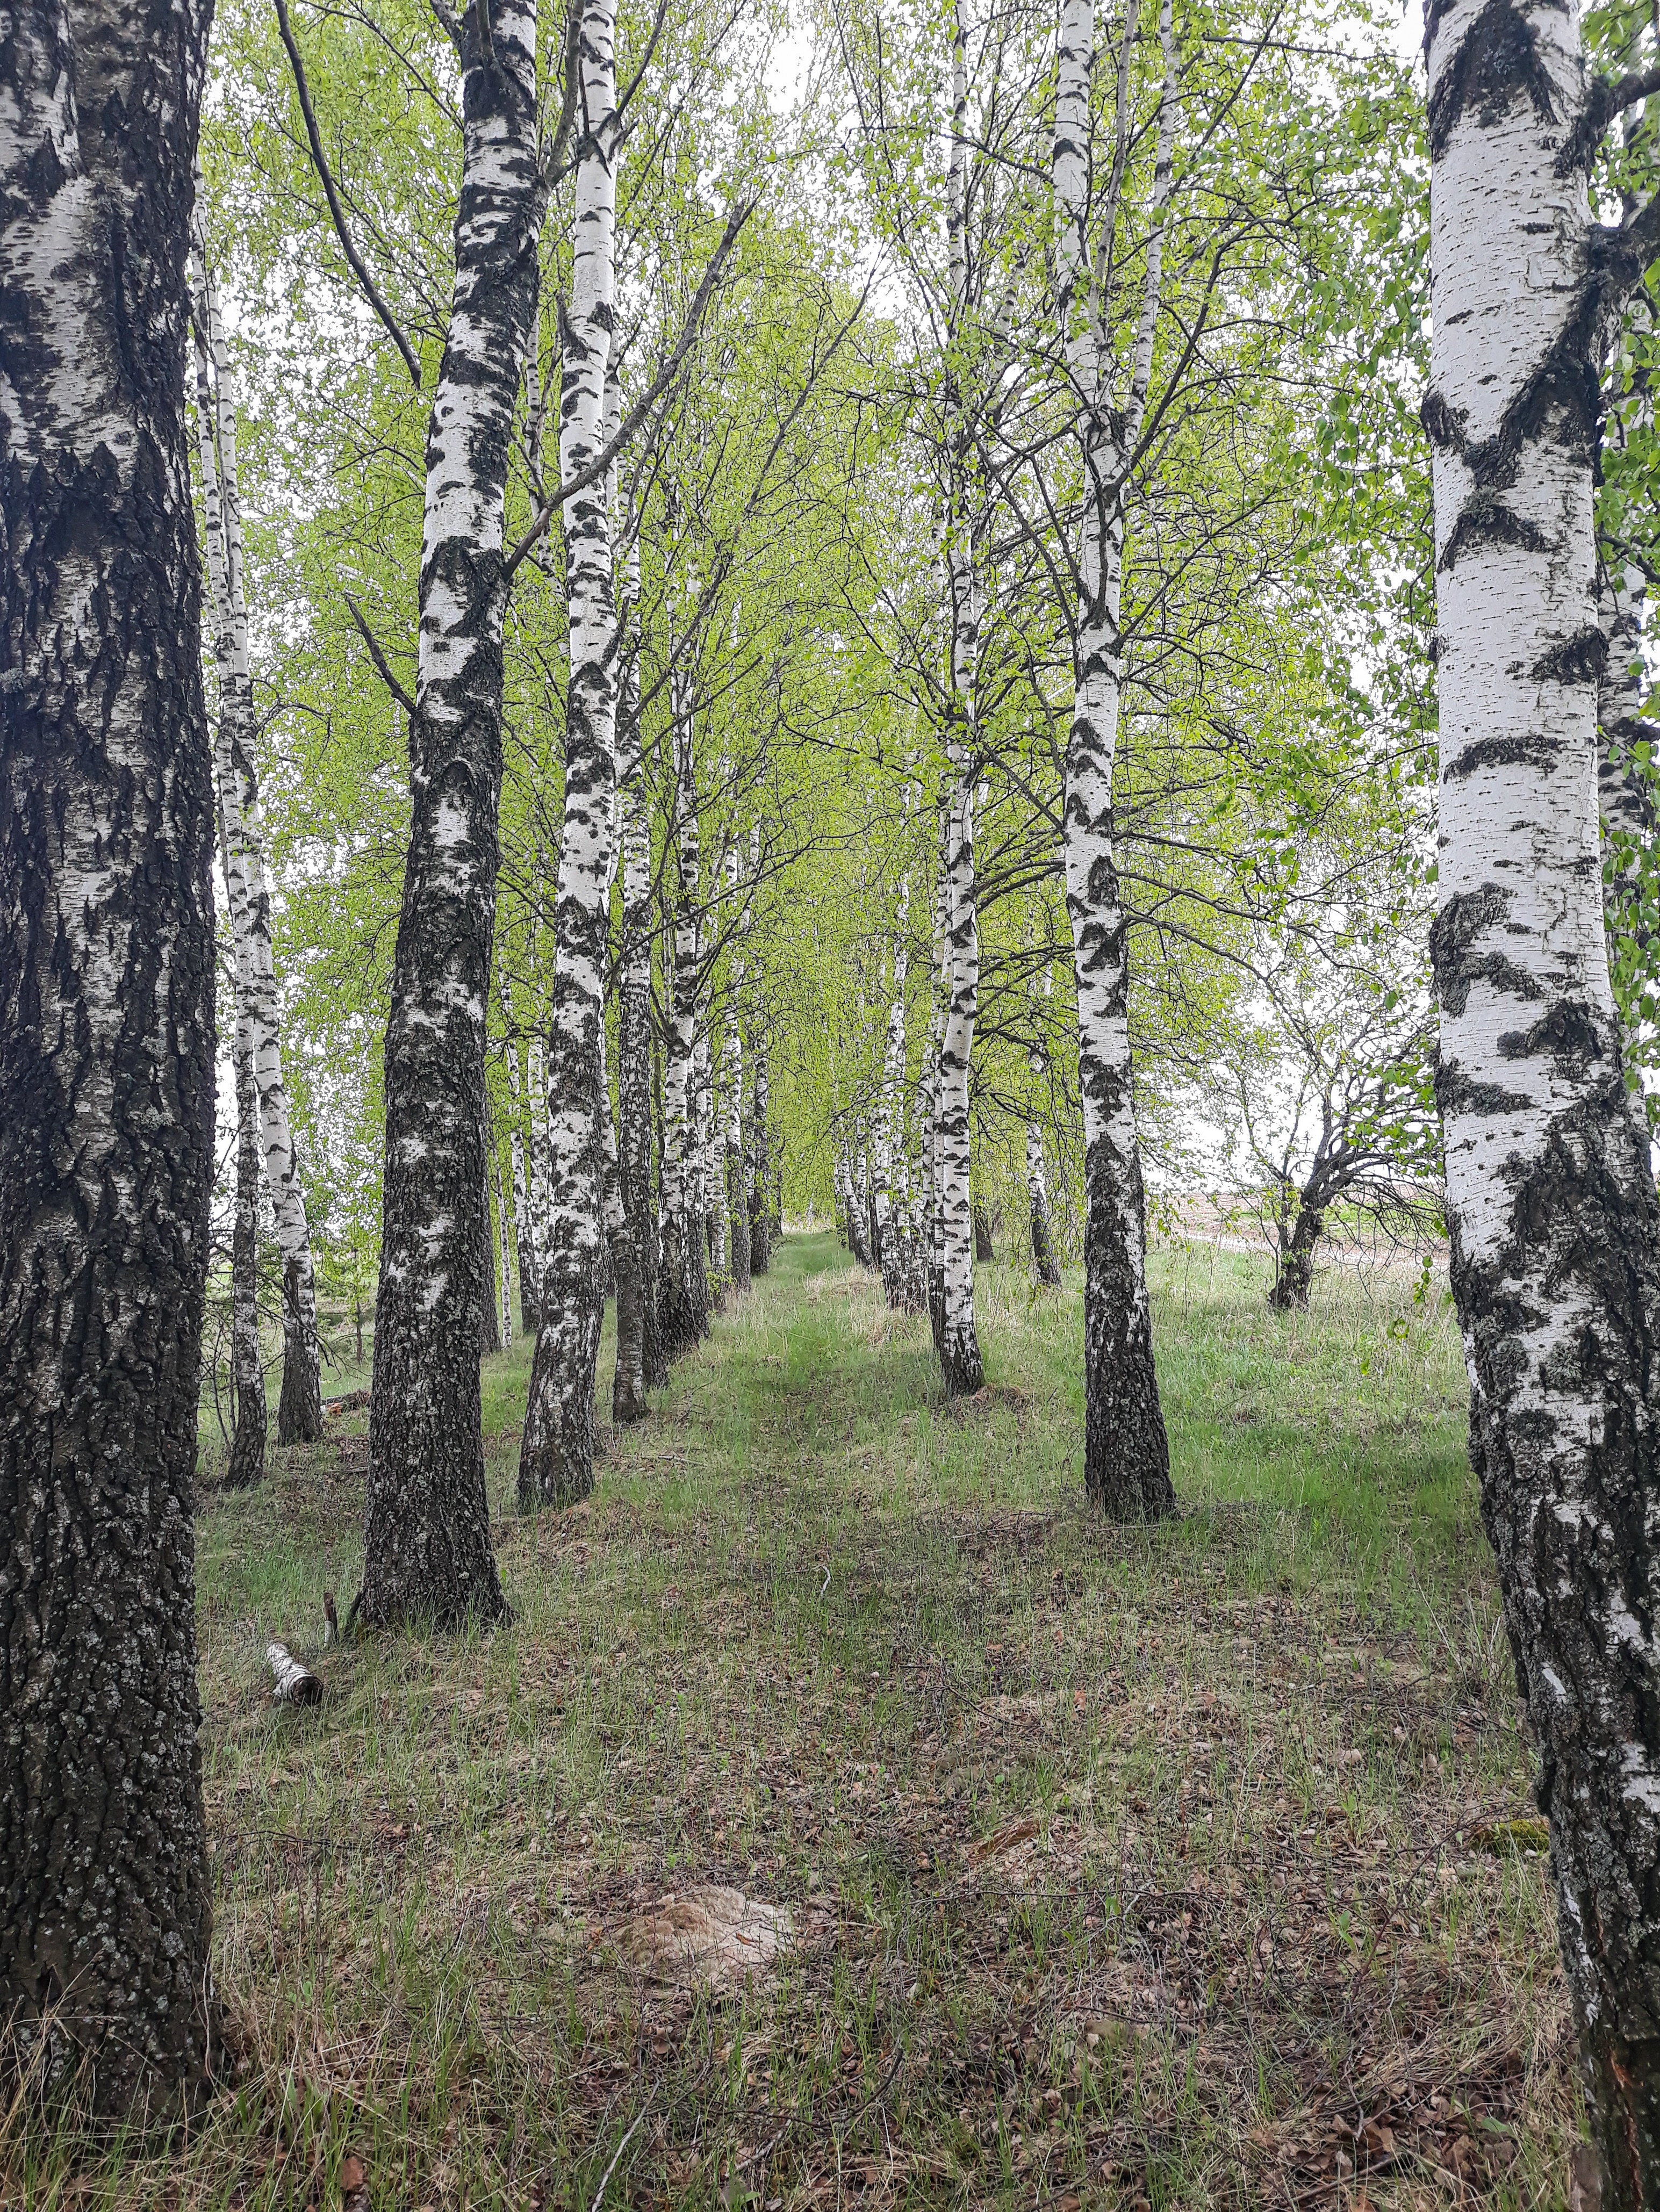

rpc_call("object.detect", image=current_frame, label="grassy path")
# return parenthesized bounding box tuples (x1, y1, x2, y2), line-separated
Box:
(35, 1237, 1568, 2207)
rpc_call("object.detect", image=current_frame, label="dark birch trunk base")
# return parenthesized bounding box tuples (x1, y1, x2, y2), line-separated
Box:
(479, 1201, 501, 1354)
(277, 1263, 322, 1444)
(659, 1217, 704, 1364)
(973, 1203, 994, 1263)
(941, 1323, 984, 1397)
(518, 1264, 602, 1511)
(689, 1216, 710, 1338)
(749, 1078, 771, 1274)
(846, 1194, 873, 1269)
(228, 1040, 267, 1490)
(1, 0, 217, 2103)
(613, 1220, 649, 1422)
(1082, 1143, 1174, 1518)
(728, 1142, 752, 1291)
(1582, 2027, 1660, 2210)
(642, 1228, 667, 1388)
(1031, 1197, 1062, 1289)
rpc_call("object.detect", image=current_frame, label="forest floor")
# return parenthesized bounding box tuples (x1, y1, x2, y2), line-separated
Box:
(16, 1234, 1570, 2210)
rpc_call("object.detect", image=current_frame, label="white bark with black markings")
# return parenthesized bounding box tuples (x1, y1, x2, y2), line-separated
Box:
(361, 0, 544, 1622)
(746, 820, 773, 1274)
(227, 983, 270, 1487)
(1425, 0, 1660, 2192)
(725, 841, 752, 1291)
(1050, 0, 1176, 1514)
(190, 220, 322, 1446)
(614, 730, 656, 1411)
(500, 975, 540, 1329)
(660, 711, 708, 1354)
(519, 0, 619, 1509)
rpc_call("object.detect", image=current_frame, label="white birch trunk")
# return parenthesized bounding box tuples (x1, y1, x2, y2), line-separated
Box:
(493, 1144, 513, 1346)
(724, 844, 752, 1292)
(745, 820, 773, 1274)
(614, 730, 657, 1411)
(190, 210, 322, 1446)
(500, 976, 540, 1329)
(1425, 0, 1660, 2188)
(1026, 1122, 1062, 1288)
(923, 836, 948, 1347)
(1050, 0, 1175, 1514)
(359, 0, 542, 1627)
(660, 709, 707, 1354)
(519, 0, 620, 1509)
(699, 1018, 725, 1280)
(879, 881, 917, 1310)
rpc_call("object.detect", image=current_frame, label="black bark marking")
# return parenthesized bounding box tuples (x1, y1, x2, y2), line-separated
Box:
(1535, 625, 1608, 683)
(1498, 995, 1611, 1073)
(1436, 1063, 1536, 1115)
(1439, 491, 1554, 572)
(1445, 732, 1564, 778)
(1431, 884, 1512, 1014)
(1427, 0, 1558, 156)
(1421, 386, 1468, 453)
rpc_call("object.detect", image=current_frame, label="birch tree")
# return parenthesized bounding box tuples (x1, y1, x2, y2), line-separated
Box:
(0, 0, 216, 2101)
(519, 0, 621, 1511)
(660, 702, 709, 1355)
(748, 819, 774, 1274)
(357, 0, 545, 1624)
(725, 838, 753, 1288)
(190, 213, 324, 1444)
(227, 985, 271, 1487)
(1044, 0, 1178, 1513)
(614, 745, 656, 1414)
(501, 973, 542, 1327)
(1425, 0, 1660, 2191)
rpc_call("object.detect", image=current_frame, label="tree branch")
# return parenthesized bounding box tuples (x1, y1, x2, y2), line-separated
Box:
(503, 198, 757, 578)
(272, 0, 425, 389)
(343, 594, 416, 719)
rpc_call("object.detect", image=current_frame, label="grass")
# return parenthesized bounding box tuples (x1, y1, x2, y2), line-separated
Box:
(5, 1233, 1572, 2209)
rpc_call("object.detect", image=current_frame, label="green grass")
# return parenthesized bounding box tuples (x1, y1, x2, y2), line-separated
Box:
(7, 1234, 1572, 2209)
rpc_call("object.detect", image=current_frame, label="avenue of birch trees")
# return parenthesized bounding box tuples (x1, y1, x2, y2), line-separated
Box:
(9, 0, 1660, 2193)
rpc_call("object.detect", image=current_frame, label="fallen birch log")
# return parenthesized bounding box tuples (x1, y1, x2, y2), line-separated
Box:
(266, 1641, 323, 1706)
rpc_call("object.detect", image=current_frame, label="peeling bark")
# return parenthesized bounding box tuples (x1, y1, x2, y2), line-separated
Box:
(0, 0, 217, 2104)
(1426, 0, 1660, 2194)
(361, 0, 544, 1623)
